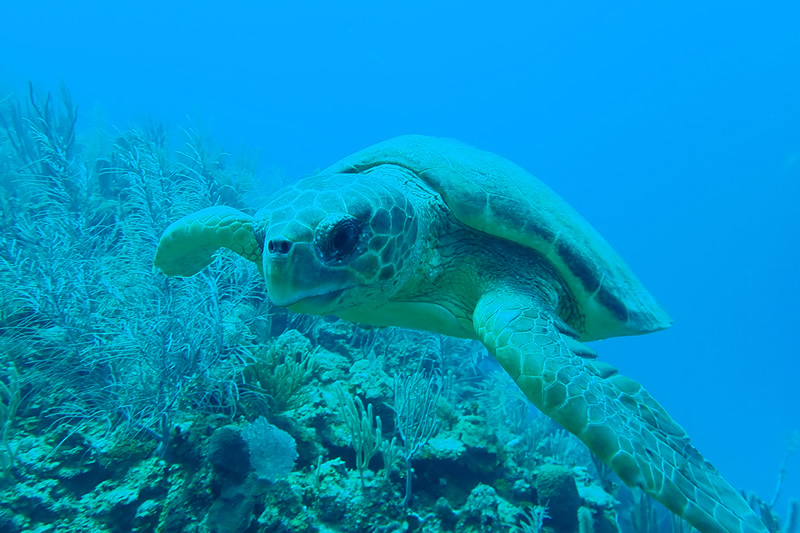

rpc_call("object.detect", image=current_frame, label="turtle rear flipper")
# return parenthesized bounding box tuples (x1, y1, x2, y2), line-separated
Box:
(154, 206, 261, 277)
(473, 288, 767, 533)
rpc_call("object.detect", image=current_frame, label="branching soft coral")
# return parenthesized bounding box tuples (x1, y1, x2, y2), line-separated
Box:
(0, 85, 268, 453)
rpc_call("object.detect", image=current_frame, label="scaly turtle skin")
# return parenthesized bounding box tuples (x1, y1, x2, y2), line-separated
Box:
(154, 135, 766, 533)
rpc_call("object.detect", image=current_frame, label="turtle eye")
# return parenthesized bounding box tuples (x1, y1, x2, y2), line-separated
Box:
(316, 215, 365, 264)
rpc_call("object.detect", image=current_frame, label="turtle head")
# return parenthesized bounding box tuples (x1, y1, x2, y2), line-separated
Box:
(256, 171, 420, 315)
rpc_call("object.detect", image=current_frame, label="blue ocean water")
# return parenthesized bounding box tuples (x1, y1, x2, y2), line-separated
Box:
(1, 0, 797, 529)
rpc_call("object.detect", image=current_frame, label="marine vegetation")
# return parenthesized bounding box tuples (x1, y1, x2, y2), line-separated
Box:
(0, 84, 796, 533)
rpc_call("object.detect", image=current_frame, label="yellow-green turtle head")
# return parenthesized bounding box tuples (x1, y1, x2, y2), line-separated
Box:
(254, 169, 421, 315)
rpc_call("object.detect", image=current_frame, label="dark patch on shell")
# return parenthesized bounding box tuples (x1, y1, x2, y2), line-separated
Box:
(527, 217, 556, 243)
(556, 240, 601, 293)
(596, 287, 628, 322)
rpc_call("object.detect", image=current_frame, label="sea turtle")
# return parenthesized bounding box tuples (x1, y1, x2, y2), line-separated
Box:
(154, 135, 766, 533)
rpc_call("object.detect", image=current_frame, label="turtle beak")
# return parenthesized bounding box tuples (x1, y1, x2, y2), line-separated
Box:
(263, 235, 300, 307)
(264, 239, 355, 311)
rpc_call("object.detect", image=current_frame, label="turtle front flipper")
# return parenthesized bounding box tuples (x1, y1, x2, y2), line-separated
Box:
(154, 206, 262, 277)
(473, 289, 767, 533)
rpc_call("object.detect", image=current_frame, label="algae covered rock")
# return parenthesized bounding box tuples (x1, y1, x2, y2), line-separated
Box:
(208, 425, 250, 480)
(456, 483, 519, 532)
(535, 463, 582, 531)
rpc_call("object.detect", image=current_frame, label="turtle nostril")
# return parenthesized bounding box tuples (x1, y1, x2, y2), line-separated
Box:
(267, 238, 293, 255)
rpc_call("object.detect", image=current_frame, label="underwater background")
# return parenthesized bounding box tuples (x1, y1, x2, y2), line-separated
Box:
(0, 1, 798, 532)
